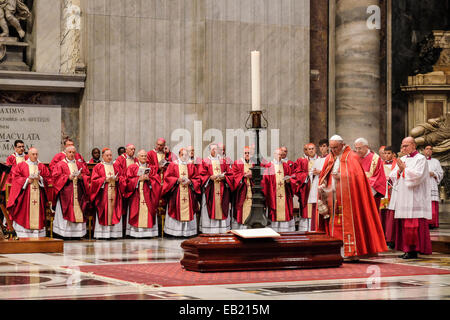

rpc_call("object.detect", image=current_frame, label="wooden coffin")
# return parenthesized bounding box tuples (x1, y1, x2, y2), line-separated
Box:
(0, 238, 64, 254)
(180, 231, 343, 272)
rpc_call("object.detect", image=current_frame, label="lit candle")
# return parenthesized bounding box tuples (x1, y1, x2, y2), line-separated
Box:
(251, 51, 261, 111)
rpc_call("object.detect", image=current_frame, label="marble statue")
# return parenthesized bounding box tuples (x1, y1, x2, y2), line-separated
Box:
(0, 0, 31, 38)
(411, 114, 450, 162)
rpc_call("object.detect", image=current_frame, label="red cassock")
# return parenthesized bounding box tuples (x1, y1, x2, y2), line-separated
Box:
(90, 163, 123, 226)
(51, 160, 89, 222)
(292, 158, 310, 219)
(358, 151, 387, 197)
(231, 159, 255, 224)
(125, 164, 162, 228)
(261, 162, 295, 222)
(318, 146, 387, 257)
(161, 162, 201, 221)
(6, 161, 51, 230)
(199, 158, 234, 220)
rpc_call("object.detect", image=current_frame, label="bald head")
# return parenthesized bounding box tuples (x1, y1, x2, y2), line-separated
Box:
(155, 138, 166, 152)
(401, 137, 417, 156)
(28, 147, 38, 162)
(125, 144, 136, 157)
(137, 149, 147, 164)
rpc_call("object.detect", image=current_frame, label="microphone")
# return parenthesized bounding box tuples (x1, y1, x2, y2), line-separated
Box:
(0, 139, 10, 143)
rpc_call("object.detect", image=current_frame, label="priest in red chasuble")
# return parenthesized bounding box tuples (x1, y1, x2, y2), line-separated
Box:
(231, 147, 255, 230)
(49, 137, 86, 172)
(6, 147, 51, 238)
(51, 146, 89, 238)
(261, 148, 297, 232)
(90, 148, 123, 239)
(147, 138, 174, 178)
(162, 148, 201, 237)
(317, 135, 387, 260)
(125, 149, 161, 238)
(354, 137, 386, 211)
(199, 143, 234, 234)
(293, 155, 310, 231)
(114, 144, 138, 230)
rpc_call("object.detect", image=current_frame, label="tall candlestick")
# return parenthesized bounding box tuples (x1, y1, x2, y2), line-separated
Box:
(251, 51, 261, 111)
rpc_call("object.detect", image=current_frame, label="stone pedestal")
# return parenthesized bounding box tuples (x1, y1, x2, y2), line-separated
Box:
(0, 37, 29, 71)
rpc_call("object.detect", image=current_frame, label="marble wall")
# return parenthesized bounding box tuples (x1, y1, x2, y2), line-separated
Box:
(79, 0, 310, 160)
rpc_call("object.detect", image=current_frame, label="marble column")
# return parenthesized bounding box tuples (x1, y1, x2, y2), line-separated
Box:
(335, 0, 381, 149)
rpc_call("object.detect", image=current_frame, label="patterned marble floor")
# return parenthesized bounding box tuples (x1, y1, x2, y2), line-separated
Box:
(0, 202, 449, 302)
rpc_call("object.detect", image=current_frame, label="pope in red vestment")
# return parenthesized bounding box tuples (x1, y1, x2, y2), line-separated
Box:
(231, 148, 255, 228)
(6, 148, 51, 237)
(354, 139, 386, 210)
(125, 150, 162, 234)
(90, 149, 123, 233)
(317, 136, 387, 259)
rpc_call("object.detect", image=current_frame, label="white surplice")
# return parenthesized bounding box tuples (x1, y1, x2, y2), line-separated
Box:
(389, 153, 432, 220)
(427, 157, 444, 202)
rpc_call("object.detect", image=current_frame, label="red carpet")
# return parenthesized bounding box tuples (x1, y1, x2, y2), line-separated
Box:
(76, 262, 450, 287)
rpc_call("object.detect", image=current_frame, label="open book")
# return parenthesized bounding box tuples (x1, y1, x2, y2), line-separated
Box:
(228, 228, 281, 239)
(137, 167, 151, 176)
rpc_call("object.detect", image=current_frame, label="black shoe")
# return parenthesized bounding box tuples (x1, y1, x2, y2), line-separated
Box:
(387, 242, 395, 249)
(402, 252, 418, 259)
(398, 253, 407, 258)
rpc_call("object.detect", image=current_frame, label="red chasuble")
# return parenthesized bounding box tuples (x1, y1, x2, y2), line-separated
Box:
(231, 159, 255, 224)
(6, 161, 50, 230)
(199, 158, 234, 220)
(115, 154, 138, 198)
(161, 162, 201, 222)
(90, 162, 123, 226)
(318, 146, 387, 257)
(147, 150, 174, 172)
(49, 152, 86, 172)
(261, 162, 295, 223)
(293, 158, 310, 219)
(358, 151, 386, 196)
(52, 159, 89, 223)
(125, 164, 161, 228)
(5, 153, 28, 186)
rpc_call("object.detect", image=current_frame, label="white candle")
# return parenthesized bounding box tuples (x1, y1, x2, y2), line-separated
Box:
(251, 51, 261, 111)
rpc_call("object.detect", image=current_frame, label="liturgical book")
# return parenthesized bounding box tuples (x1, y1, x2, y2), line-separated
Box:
(228, 228, 281, 239)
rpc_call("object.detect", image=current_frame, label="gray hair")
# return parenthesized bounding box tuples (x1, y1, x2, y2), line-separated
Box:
(354, 137, 369, 147)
